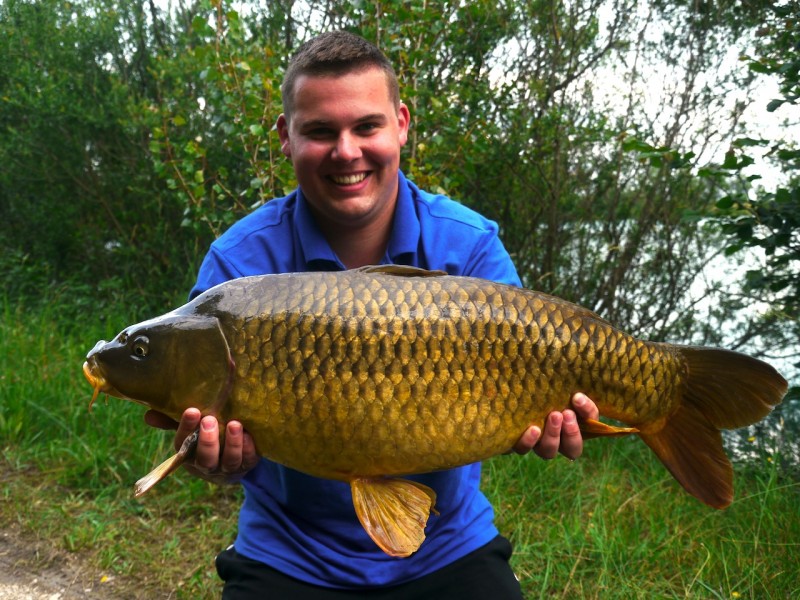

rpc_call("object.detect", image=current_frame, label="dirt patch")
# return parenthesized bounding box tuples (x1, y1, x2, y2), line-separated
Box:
(0, 524, 125, 600)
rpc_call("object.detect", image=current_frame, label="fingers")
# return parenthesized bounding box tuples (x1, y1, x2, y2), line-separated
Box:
(221, 421, 261, 474)
(218, 420, 243, 474)
(186, 414, 258, 483)
(194, 415, 222, 472)
(527, 392, 600, 461)
(174, 408, 203, 451)
(510, 425, 542, 454)
(217, 421, 259, 475)
(556, 409, 582, 461)
(533, 411, 565, 460)
(571, 392, 599, 421)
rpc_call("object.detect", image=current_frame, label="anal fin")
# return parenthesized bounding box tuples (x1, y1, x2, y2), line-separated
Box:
(351, 478, 438, 558)
(579, 417, 638, 439)
(134, 428, 199, 498)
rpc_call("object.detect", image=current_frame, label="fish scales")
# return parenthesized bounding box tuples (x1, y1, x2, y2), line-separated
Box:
(203, 270, 681, 478)
(83, 265, 787, 557)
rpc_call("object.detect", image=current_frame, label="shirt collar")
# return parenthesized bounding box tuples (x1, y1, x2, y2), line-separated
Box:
(385, 171, 421, 263)
(293, 171, 420, 270)
(293, 188, 343, 270)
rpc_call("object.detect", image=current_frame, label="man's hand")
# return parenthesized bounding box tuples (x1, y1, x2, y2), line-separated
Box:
(512, 392, 599, 460)
(144, 408, 259, 484)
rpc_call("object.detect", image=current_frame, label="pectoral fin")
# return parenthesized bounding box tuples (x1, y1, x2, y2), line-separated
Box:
(579, 418, 638, 439)
(350, 478, 438, 558)
(134, 428, 199, 497)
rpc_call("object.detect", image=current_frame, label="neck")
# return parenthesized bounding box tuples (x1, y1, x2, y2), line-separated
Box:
(321, 216, 393, 269)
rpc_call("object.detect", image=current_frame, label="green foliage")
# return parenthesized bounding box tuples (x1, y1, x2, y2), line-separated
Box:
(711, 3, 800, 372)
(146, 0, 295, 239)
(0, 0, 796, 360)
(0, 0, 215, 313)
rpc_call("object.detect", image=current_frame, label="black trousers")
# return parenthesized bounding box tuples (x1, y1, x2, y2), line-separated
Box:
(216, 535, 524, 599)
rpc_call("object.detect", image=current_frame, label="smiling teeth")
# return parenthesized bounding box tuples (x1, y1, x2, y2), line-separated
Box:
(331, 173, 366, 185)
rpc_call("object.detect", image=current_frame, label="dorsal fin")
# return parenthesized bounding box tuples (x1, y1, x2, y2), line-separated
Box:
(353, 265, 448, 277)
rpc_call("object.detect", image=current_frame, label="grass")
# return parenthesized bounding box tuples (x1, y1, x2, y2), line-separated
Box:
(484, 437, 800, 598)
(2, 297, 799, 598)
(1, 298, 240, 597)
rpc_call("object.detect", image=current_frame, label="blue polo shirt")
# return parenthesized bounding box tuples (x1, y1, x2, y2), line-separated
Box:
(190, 171, 521, 589)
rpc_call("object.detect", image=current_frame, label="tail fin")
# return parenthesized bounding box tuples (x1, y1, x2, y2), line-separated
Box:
(639, 347, 786, 509)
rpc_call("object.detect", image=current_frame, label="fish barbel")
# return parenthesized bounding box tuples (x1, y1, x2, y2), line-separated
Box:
(82, 266, 787, 557)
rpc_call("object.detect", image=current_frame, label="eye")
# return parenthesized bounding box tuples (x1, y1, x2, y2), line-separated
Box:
(131, 336, 150, 358)
(304, 127, 334, 139)
(356, 122, 379, 134)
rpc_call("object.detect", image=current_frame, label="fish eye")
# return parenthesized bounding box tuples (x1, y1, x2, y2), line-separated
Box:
(131, 336, 150, 358)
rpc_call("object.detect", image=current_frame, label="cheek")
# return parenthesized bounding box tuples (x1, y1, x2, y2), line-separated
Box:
(289, 141, 329, 167)
(365, 138, 401, 166)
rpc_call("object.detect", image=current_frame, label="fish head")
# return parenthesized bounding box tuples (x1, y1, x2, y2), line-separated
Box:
(83, 312, 234, 420)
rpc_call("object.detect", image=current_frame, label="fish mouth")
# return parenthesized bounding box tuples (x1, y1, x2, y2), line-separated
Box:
(83, 358, 112, 411)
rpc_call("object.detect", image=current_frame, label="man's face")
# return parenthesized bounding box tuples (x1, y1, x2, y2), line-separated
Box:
(277, 67, 410, 231)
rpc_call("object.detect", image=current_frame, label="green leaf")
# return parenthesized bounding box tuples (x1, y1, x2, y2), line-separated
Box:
(724, 243, 743, 256)
(622, 139, 656, 153)
(716, 196, 735, 210)
(191, 15, 210, 34)
(722, 151, 739, 169)
(736, 222, 754, 241)
(766, 98, 784, 112)
(748, 61, 771, 74)
(733, 137, 768, 148)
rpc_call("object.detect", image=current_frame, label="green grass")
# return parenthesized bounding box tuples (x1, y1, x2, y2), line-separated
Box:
(2, 298, 799, 598)
(484, 439, 800, 598)
(1, 298, 240, 597)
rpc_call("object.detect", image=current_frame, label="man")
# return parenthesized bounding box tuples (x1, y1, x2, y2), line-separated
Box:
(147, 31, 599, 598)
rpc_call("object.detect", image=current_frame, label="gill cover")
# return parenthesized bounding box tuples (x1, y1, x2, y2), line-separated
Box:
(85, 313, 233, 420)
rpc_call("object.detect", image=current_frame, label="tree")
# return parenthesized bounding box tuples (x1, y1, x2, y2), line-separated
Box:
(145, 0, 296, 241)
(0, 0, 200, 312)
(714, 2, 800, 378)
(1, 0, 792, 372)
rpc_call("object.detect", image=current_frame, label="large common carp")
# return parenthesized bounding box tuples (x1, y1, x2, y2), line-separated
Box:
(83, 266, 787, 557)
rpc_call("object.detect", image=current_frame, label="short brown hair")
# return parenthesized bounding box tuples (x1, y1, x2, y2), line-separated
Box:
(281, 31, 400, 120)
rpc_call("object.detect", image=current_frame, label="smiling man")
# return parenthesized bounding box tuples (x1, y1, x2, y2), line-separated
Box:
(275, 46, 411, 268)
(146, 31, 599, 599)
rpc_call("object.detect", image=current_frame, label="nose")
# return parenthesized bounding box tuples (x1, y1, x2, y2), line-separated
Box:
(332, 133, 361, 162)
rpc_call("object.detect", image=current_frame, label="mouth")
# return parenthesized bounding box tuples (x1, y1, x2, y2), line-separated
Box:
(83, 359, 110, 411)
(329, 172, 369, 186)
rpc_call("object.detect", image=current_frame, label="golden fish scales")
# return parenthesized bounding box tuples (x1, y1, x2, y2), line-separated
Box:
(82, 265, 786, 557)
(219, 269, 678, 480)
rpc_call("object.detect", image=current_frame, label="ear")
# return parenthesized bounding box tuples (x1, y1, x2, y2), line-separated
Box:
(397, 102, 410, 147)
(276, 114, 292, 158)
